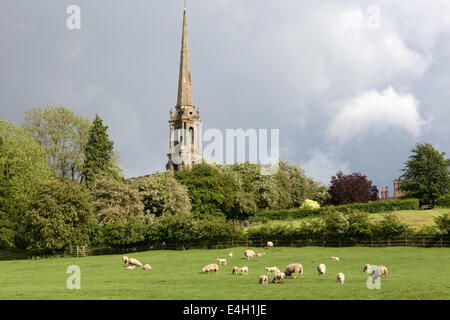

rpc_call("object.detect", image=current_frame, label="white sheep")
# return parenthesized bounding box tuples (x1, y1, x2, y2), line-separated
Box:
(284, 263, 303, 279)
(202, 264, 219, 274)
(228, 252, 233, 257)
(122, 256, 129, 264)
(217, 258, 227, 266)
(317, 263, 326, 275)
(331, 256, 340, 261)
(271, 271, 285, 283)
(240, 266, 249, 275)
(126, 265, 135, 270)
(143, 264, 152, 270)
(259, 275, 268, 285)
(257, 252, 266, 257)
(128, 258, 142, 268)
(245, 251, 254, 260)
(264, 266, 279, 276)
(267, 241, 273, 248)
(336, 273, 345, 284)
(232, 267, 240, 275)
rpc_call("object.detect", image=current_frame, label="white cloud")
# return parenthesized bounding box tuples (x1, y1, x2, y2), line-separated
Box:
(301, 149, 350, 186)
(327, 86, 429, 144)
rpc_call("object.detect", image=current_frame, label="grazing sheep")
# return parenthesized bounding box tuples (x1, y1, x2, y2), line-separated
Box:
(143, 264, 152, 271)
(217, 258, 227, 266)
(259, 275, 268, 285)
(337, 273, 345, 284)
(245, 251, 254, 260)
(239, 266, 249, 275)
(126, 265, 135, 270)
(267, 241, 273, 248)
(232, 267, 240, 275)
(331, 256, 340, 261)
(378, 265, 388, 279)
(202, 264, 219, 274)
(128, 258, 142, 268)
(228, 252, 233, 257)
(257, 252, 266, 257)
(264, 266, 279, 276)
(122, 256, 129, 264)
(284, 263, 303, 279)
(317, 263, 326, 275)
(271, 271, 285, 283)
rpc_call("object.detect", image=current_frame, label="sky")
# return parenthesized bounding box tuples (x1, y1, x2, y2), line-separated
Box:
(0, 0, 449, 190)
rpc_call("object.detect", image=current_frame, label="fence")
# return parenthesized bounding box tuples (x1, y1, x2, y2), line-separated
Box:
(1, 236, 449, 260)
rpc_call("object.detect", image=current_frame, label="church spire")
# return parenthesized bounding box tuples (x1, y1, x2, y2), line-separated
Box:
(176, 8, 193, 108)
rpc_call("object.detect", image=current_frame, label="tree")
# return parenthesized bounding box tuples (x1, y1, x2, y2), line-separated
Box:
(23, 106, 91, 181)
(0, 121, 54, 249)
(401, 143, 450, 205)
(81, 115, 121, 188)
(328, 171, 379, 205)
(90, 176, 144, 224)
(137, 171, 191, 217)
(23, 179, 94, 253)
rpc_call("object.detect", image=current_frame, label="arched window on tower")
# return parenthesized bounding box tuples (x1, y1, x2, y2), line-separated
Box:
(189, 127, 194, 144)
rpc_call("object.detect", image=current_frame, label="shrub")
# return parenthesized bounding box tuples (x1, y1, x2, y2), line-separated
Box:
(433, 213, 450, 236)
(374, 213, 413, 237)
(436, 194, 450, 208)
(301, 199, 320, 209)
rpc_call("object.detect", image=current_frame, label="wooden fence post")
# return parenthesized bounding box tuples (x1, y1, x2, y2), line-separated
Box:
(405, 237, 407, 246)
(423, 238, 425, 248)
(441, 238, 443, 248)
(388, 238, 391, 247)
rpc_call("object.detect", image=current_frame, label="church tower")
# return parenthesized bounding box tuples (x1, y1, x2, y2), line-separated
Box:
(166, 8, 202, 171)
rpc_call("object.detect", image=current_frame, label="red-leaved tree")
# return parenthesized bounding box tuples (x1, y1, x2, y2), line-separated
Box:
(328, 171, 379, 205)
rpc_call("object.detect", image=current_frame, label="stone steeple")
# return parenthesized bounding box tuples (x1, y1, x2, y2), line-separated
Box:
(176, 8, 193, 108)
(166, 8, 202, 171)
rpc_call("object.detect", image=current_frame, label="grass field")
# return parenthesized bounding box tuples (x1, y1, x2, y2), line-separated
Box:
(0, 246, 449, 300)
(252, 208, 450, 230)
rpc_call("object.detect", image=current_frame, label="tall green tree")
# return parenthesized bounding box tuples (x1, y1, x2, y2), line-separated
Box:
(81, 115, 121, 188)
(401, 143, 450, 205)
(23, 106, 91, 182)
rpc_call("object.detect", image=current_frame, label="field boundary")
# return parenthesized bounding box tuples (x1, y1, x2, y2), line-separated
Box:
(1, 236, 449, 260)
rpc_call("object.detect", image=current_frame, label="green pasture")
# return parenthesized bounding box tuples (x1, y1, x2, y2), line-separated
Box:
(0, 246, 449, 300)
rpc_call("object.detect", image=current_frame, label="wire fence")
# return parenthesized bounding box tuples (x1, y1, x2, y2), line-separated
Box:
(1, 236, 448, 260)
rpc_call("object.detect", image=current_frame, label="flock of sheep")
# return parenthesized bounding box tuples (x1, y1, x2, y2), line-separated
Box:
(122, 255, 152, 271)
(121, 240, 389, 287)
(201, 241, 389, 286)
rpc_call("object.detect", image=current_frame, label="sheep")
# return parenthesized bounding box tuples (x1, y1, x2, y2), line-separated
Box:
(126, 265, 135, 270)
(232, 267, 240, 275)
(217, 258, 227, 266)
(143, 264, 152, 271)
(228, 252, 233, 257)
(336, 273, 345, 284)
(257, 252, 266, 257)
(267, 241, 273, 248)
(239, 266, 249, 275)
(264, 266, 279, 276)
(245, 251, 254, 260)
(271, 271, 285, 283)
(317, 263, 326, 275)
(128, 258, 142, 268)
(122, 256, 129, 264)
(202, 264, 219, 274)
(331, 256, 340, 261)
(379, 265, 388, 279)
(259, 275, 268, 285)
(284, 263, 303, 279)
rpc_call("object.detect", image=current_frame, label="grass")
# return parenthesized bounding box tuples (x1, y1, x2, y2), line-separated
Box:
(0, 246, 449, 300)
(251, 208, 449, 230)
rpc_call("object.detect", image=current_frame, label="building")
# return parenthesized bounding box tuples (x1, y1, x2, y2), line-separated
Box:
(380, 177, 403, 200)
(166, 8, 202, 171)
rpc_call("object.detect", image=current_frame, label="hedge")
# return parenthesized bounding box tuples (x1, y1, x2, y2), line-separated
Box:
(251, 198, 420, 222)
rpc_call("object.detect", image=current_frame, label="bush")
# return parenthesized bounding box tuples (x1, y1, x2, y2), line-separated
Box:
(436, 194, 450, 208)
(102, 216, 151, 248)
(433, 213, 450, 236)
(374, 214, 414, 237)
(301, 199, 320, 209)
